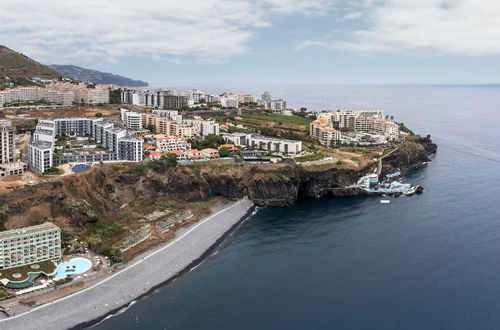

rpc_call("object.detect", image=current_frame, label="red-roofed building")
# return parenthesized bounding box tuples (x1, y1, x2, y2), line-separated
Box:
(150, 151, 163, 160)
(169, 150, 187, 160)
(201, 148, 220, 159)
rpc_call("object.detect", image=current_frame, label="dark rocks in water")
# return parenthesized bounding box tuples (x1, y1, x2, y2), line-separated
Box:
(416, 186, 424, 194)
(394, 192, 402, 197)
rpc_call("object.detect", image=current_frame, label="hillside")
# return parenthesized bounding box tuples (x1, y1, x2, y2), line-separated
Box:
(49, 64, 148, 87)
(0, 45, 62, 84)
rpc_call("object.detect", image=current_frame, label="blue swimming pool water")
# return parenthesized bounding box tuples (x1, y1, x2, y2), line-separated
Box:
(54, 257, 92, 279)
(72, 164, 91, 173)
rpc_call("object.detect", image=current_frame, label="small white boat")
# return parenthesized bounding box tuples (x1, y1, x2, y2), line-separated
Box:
(380, 200, 391, 204)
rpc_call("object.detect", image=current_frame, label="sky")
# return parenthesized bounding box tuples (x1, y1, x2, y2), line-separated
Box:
(2, 0, 500, 86)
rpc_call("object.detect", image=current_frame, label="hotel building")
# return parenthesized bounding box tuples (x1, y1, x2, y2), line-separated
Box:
(0, 222, 61, 270)
(28, 117, 143, 173)
(222, 133, 302, 154)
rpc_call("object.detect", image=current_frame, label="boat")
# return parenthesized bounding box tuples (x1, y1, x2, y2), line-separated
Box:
(380, 200, 391, 204)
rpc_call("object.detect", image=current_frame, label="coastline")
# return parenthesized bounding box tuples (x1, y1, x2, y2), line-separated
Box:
(0, 198, 256, 330)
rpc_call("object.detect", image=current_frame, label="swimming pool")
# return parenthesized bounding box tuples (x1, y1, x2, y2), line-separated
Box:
(54, 257, 92, 280)
(72, 164, 91, 173)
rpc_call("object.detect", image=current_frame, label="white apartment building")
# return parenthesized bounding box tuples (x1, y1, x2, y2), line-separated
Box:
(0, 120, 15, 164)
(151, 110, 183, 121)
(184, 119, 220, 137)
(222, 133, 252, 147)
(220, 96, 239, 108)
(0, 87, 73, 107)
(223, 133, 302, 154)
(28, 118, 144, 173)
(118, 137, 143, 162)
(0, 222, 61, 270)
(155, 136, 190, 152)
(28, 141, 53, 174)
(355, 116, 400, 141)
(261, 91, 272, 102)
(120, 109, 144, 130)
(268, 99, 287, 114)
(248, 136, 302, 154)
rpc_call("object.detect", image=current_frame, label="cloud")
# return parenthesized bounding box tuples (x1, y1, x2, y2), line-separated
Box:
(298, 0, 500, 56)
(0, 0, 335, 65)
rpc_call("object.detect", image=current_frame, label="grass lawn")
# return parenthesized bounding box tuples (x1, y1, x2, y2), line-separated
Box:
(0, 260, 57, 282)
(44, 167, 64, 176)
(240, 113, 313, 127)
(294, 153, 325, 163)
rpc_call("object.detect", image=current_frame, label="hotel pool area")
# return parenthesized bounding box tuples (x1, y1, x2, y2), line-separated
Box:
(55, 257, 92, 280)
(71, 164, 91, 173)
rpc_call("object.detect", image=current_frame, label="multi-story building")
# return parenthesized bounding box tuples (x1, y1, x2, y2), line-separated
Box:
(169, 122, 196, 139)
(163, 95, 190, 109)
(248, 136, 302, 154)
(0, 120, 15, 164)
(261, 91, 272, 102)
(222, 133, 252, 147)
(0, 222, 61, 270)
(118, 137, 143, 162)
(184, 119, 220, 137)
(28, 141, 53, 173)
(142, 114, 173, 135)
(0, 87, 73, 108)
(155, 136, 190, 152)
(151, 110, 182, 121)
(73, 88, 109, 105)
(268, 99, 287, 114)
(220, 96, 239, 108)
(120, 109, 144, 130)
(313, 110, 399, 144)
(223, 133, 302, 154)
(28, 118, 143, 173)
(310, 119, 342, 147)
(0, 120, 27, 177)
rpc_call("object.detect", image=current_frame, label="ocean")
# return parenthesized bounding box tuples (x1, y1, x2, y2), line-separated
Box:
(91, 85, 500, 330)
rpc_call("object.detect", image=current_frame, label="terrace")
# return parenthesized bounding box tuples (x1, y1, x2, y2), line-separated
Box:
(0, 260, 57, 288)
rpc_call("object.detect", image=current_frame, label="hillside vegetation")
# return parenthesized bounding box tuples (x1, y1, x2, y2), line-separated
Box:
(0, 45, 62, 87)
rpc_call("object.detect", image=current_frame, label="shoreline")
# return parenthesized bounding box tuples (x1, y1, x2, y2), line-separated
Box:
(0, 198, 256, 330)
(72, 201, 258, 330)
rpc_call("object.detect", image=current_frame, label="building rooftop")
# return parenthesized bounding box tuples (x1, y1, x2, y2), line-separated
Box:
(29, 140, 53, 149)
(0, 222, 60, 240)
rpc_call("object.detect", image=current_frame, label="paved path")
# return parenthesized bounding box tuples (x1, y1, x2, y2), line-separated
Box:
(0, 198, 255, 330)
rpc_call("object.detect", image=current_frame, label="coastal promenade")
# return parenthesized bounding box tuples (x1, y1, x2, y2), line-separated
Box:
(0, 198, 255, 330)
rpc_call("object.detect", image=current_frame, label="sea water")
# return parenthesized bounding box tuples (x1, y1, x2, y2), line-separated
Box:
(91, 85, 500, 330)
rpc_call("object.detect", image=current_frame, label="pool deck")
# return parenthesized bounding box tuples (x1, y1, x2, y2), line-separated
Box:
(0, 198, 255, 330)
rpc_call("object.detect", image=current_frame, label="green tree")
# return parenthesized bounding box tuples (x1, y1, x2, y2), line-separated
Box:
(95, 112, 103, 118)
(219, 147, 230, 157)
(165, 153, 178, 166)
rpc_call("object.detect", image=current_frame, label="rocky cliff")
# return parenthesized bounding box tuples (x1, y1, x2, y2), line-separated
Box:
(0, 137, 436, 231)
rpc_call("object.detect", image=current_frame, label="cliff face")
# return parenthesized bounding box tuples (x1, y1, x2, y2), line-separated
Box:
(0, 138, 436, 230)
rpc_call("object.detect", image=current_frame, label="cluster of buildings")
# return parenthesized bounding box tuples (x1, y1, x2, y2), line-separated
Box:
(219, 92, 258, 108)
(259, 91, 287, 114)
(222, 133, 302, 154)
(28, 117, 143, 173)
(121, 88, 218, 109)
(0, 120, 27, 177)
(310, 110, 400, 146)
(0, 82, 110, 108)
(121, 88, 290, 114)
(143, 134, 233, 161)
(142, 110, 219, 139)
